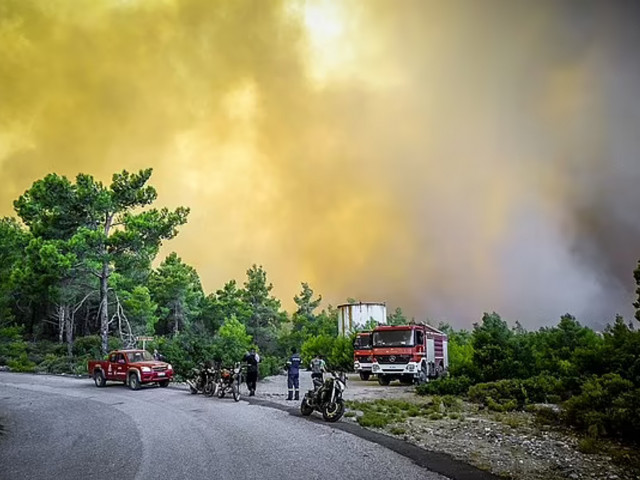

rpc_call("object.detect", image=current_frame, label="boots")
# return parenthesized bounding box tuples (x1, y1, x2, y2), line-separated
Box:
(294, 390, 299, 401)
(287, 390, 293, 401)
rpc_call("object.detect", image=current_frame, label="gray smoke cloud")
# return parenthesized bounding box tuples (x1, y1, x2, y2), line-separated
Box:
(1, 0, 639, 328)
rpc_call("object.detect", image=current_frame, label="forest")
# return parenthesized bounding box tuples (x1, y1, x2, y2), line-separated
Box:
(1, 168, 639, 444)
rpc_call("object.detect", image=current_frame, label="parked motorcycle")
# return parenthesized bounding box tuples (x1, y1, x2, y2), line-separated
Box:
(186, 364, 217, 396)
(300, 371, 347, 422)
(216, 363, 242, 402)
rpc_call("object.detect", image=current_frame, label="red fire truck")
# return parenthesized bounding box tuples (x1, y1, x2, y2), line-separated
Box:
(371, 323, 448, 385)
(353, 331, 373, 380)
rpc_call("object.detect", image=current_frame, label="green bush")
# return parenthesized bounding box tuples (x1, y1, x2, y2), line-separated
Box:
(259, 355, 283, 378)
(468, 375, 566, 411)
(563, 374, 640, 440)
(301, 335, 334, 366)
(8, 353, 36, 372)
(35, 354, 74, 374)
(416, 375, 473, 396)
(358, 411, 391, 428)
(72, 336, 123, 359)
(154, 332, 217, 379)
(328, 336, 354, 372)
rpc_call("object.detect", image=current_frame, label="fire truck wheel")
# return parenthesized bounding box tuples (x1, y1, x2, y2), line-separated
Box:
(359, 372, 371, 381)
(377, 375, 390, 386)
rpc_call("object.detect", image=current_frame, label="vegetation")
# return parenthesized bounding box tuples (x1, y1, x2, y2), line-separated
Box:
(420, 309, 640, 444)
(3, 167, 640, 447)
(0, 168, 351, 380)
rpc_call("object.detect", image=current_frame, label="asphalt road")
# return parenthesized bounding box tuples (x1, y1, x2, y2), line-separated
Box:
(0, 372, 449, 480)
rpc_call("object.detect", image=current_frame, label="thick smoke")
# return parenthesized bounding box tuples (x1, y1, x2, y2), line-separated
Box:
(1, 0, 639, 328)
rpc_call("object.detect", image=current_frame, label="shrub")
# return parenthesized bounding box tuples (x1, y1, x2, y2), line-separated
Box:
(468, 375, 566, 411)
(358, 412, 390, 428)
(416, 375, 473, 396)
(259, 355, 283, 378)
(300, 335, 334, 366)
(563, 374, 640, 440)
(35, 354, 74, 374)
(8, 353, 36, 372)
(328, 336, 354, 372)
(72, 336, 123, 359)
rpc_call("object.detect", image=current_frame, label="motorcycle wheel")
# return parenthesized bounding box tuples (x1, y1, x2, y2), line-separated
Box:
(300, 397, 314, 416)
(204, 380, 215, 397)
(232, 384, 240, 402)
(322, 399, 345, 422)
(217, 386, 225, 398)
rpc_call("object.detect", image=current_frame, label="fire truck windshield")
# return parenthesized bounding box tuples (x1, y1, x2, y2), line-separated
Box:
(372, 330, 414, 347)
(353, 334, 372, 350)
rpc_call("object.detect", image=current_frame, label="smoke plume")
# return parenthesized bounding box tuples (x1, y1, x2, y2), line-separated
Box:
(1, 0, 639, 328)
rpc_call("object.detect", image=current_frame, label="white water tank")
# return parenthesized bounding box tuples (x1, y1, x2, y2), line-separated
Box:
(337, 302, 387, 336)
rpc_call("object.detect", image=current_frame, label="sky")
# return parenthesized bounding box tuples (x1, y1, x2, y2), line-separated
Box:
(1, 0, 639, 329)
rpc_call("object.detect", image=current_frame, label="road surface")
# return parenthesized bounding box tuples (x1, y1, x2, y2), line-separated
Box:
(0, 372, 450, 480)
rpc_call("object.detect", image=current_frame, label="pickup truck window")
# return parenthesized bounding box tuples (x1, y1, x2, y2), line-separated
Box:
(127, 351, 154, 363)
(109, 353, 117, 363)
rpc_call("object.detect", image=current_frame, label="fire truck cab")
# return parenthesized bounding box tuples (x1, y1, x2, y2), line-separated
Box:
(353, 331, 373, 380)
(371, 323, 448, 385)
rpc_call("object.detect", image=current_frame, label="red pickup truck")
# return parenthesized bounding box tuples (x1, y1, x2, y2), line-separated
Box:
(88, 349, 174, 390)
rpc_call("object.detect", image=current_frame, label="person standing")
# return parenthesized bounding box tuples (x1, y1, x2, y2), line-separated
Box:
(244, 348, 260, 396)
(286, 347, 302, 401)
(310, 354, 326, 389)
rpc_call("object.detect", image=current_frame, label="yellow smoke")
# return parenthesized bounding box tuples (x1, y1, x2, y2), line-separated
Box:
(0, 0, 636, 326)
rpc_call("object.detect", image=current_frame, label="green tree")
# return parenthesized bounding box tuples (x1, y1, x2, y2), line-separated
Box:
(0, 218, 31, 325)
(471, 312, 514, 382)
(206, 280, 251, 334)
(14, 168, 189, 354)
(149, 252, 203, 336)
(293, 282, 322, 328)
(387, 307, 408, 326)
(212, 316, 253, 366)
(241, 265, 283, 354)
(120, 285, 158, 337)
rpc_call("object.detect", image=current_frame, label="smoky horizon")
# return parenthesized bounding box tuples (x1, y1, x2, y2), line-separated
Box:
(1, 0, 640, 330)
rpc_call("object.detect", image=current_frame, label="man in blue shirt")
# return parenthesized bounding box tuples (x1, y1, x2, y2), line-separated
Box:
(286, 347, 302, 401)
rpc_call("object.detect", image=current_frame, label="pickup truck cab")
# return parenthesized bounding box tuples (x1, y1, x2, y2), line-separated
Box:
(88, 349, 174, 390)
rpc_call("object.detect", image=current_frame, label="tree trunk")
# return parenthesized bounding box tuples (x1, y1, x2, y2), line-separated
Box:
(58, 304, 65, 344)
(100, 261, 109, 355)
(65, 305, 73, 357)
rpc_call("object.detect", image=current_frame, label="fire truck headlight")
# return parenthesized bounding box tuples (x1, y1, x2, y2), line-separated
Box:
(354, 362, 360, 369)
(407, 364, 415, 372)
(372, 364, 380, 373)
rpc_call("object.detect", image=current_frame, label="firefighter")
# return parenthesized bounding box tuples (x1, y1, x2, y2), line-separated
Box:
(286, 347, 302, 401)
(243, 348, 260, 396)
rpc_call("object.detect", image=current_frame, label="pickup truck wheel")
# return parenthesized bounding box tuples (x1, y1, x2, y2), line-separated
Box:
(158, 380, 169, 388)
(93, 370, 106, 388)
(128, 373, 141, 390)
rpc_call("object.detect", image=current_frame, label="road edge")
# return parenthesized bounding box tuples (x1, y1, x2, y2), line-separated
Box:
(244, 396, 501, 480)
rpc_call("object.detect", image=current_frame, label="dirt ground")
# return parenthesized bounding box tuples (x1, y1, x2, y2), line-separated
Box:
(253, 372, 639, 480)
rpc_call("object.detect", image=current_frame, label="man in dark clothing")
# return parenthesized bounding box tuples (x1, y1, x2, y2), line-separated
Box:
(244, 349, 260, 396)
(286, 347, 302, 401)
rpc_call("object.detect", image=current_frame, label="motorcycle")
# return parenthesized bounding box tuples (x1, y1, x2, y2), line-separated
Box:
(216, 363, 243, 402)
(186, 364, 217, 396)
(300, 371, 347, 422)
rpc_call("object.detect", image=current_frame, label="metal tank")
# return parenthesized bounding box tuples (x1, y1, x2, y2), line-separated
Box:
(337, 302, 387, 336)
